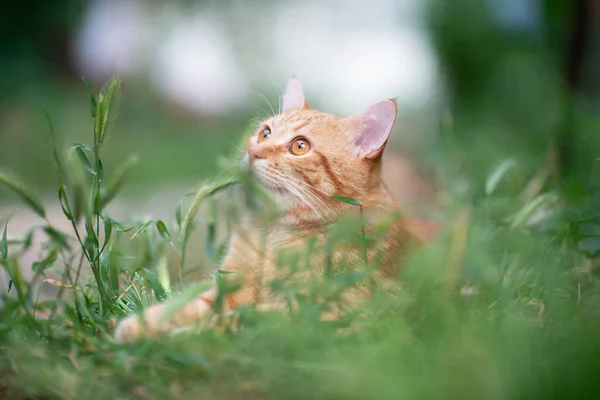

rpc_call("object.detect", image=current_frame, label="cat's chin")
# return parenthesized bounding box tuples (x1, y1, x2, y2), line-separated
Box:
(250, 170, 286, 194)
(262, 182, 289, 196)
(257, 181, 296, 208)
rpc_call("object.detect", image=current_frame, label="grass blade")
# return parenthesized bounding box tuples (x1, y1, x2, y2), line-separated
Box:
(155, 220, 176, 250)
(43, 227, 70, 250)
(72, 146, 95, 175)
(0, 171, 46, 218)
(486, 159, 517, 195)
(81, 76, 97, 118)
(100, 154, 139, 209)
(100, 212, 113, 255)
(1, 212, 14, 262)
(206, 223, 216, 262)
(131, 219, 155, 240)
(143, 268, 167, 301)
(330, 195, 361, 206)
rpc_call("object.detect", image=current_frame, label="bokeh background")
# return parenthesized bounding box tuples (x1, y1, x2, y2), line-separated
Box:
(3, 2, 600, 398)
(1, 0, 599, 233)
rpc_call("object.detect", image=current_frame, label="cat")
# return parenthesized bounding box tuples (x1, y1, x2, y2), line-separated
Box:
(114, 77, 440, 343)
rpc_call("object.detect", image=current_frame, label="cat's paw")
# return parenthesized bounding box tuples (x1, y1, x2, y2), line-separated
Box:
(114, 304, 169, 343)
(114, 314, 144, 343)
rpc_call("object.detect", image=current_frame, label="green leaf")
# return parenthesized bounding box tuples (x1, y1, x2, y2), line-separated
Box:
(155, 220, 170, 240)
(86, 241, 97, 263)
(177, 180, 239, 277)
(113, 221, 134, 233)
(5, 258, 27, 304)
(510, 193, 558, 229)
(143, 268, 167, 301)
(85, 219, 98, 245)
(85, 220, 99, 261)
(208, 180, 239, 196)
(43, 227, 70, 250)
(330, 195, 361, 206)
(108, 254, 120, 293)
(175, 198, 184, 230)
(1, 212, 14, 262)
(75, 290, 91, 318)
(0, 171, 46, 218)
(58, 187, 73, 221)
(155, 220, 176, 250)
(97, 158, 104, 181)
(96, 76, 122, 145)
(72, 143, 95, 153)
(100, 212, 113, 255)
(90, 94, 97, 118)
(485, 159, 517, 195)
(82, 76, 97, 117)
(104, 229, 121, 294)
(179, 181, 238, 251)
(81, 76, 95, 95)
(205, 223, 216, 262)
(100, 154, 139, 209)
(7, 280, 12, 294)
(33, 254, 57, 274)
(20, 226, 37, 250)
(131, 219, 155, 240)
(73, 146, 95, 175)
(43, 109, 64, 183)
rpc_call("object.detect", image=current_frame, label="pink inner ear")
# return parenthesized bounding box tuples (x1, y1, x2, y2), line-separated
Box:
(345, 100, 397, 159)
(281, 77, 306, 112)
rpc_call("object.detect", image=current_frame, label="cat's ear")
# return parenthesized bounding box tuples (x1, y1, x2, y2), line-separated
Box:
(281, 76, 309, 112)
(342, 99, 397, 159)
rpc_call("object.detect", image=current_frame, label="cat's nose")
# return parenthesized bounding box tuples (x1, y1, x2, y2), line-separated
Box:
(248, 148, 265, 165)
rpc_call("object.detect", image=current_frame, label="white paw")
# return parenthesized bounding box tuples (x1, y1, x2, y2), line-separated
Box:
(114, 304, 169, 343)
(114, 314, 144, 344)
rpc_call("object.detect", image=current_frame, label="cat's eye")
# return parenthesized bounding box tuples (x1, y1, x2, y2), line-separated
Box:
(290, 138, 311, 156)
(258, 126, 271, 143)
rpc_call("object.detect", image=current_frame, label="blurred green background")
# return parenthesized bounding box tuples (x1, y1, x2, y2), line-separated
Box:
(0, 0, 433, 202)
(1, 0, 598, 207)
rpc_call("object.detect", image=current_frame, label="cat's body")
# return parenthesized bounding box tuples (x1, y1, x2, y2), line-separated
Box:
(114, 78, 439, 343)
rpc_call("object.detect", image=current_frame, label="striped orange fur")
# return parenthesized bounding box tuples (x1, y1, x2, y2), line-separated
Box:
(114, 78, 440, 343)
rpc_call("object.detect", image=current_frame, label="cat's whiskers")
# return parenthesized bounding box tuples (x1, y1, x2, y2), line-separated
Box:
(275, 177, 323, 220)
(260, 168, 323, 219)
(287, 181, 333, 218)
(246, 89, 277, 119)
(228, 141, 244, 154)
(270, 172, 333, 221)
(274, 171, 335, 217)
(278, 173, 331, 203)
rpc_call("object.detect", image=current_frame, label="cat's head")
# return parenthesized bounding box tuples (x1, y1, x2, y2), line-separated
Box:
(243, 77, 397, 224)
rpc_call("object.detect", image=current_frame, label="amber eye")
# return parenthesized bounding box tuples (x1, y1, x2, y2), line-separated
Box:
(258, 126, 271, 143)
(290, 137, 311, 156)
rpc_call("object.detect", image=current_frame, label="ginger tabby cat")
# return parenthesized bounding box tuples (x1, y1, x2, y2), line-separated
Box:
(114, 77, 439, 343)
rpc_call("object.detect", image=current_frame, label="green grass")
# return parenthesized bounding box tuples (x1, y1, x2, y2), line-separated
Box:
(0, 79, 253, 201)
(2, 76, 600, 400)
